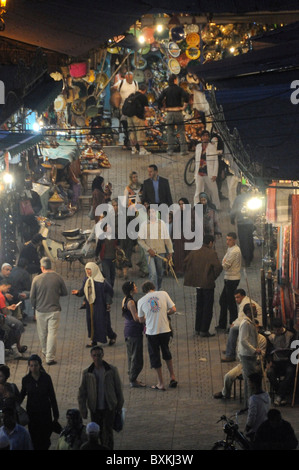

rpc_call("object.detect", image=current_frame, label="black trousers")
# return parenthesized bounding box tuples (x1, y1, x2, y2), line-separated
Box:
(238, 223, 254, 266)
(218, 279, 240, 328)
(195, 288, 214, 333)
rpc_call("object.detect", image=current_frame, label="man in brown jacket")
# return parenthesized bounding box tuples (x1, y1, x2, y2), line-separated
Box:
(78, 346, 124, 450)
(184, 234, 223, 337)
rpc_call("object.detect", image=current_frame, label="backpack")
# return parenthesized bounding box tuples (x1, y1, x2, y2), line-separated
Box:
(122, 92, 142, 117)
(118, 79, 137, 92)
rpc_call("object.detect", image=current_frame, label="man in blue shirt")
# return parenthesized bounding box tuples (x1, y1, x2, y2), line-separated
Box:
(0, 407, 33, 450)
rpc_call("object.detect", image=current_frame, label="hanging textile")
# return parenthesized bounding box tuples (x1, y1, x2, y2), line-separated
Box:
(291, 195, 299, 291)
(266, 184, 277, 223)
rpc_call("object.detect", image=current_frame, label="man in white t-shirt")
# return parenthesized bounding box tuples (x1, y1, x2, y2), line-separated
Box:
(138, 281, 177, 391)
(112, 71, 138, 149)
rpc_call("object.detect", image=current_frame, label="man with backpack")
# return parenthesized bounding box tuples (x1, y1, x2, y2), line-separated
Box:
(124, 83, 152, 156)
(112, 71, 138, 150)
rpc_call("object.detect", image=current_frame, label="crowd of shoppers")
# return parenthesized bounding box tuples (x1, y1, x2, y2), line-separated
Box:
(0, 111, 297, 452)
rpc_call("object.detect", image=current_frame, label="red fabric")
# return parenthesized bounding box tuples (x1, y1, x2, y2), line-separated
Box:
(0, 291, 7, 310)
(266, 185, 277, 223)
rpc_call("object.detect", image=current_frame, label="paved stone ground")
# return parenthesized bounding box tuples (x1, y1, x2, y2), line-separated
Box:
(6, 146, 299, 451)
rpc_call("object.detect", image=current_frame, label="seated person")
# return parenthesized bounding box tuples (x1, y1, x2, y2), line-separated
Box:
(0, 280, 27, 359)
(214, 320, 267, 399)
(222, 289, 262, 362)
(253, 408, 298, 450)
(266, 317, 296, 406)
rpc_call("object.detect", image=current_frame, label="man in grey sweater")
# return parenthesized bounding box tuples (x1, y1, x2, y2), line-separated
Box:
(30, 257, 67, 365)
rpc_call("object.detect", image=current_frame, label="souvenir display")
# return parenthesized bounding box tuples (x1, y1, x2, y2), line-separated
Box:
(168, 58, 181, 75)
(168, 42, 180, 57)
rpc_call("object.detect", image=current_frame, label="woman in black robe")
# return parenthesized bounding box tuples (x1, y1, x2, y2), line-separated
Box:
(72, 262, 116, 346)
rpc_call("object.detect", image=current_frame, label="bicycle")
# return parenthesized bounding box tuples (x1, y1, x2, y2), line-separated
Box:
(211, 414, 252, 450)
(184, 155, 195, 186)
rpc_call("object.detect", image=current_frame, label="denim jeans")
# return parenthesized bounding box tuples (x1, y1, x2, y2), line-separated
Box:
(225, 325, 240, 358)
(166, 111, 187, 154)
(125, 335, 144, 383)
(146, 253, 165, 290)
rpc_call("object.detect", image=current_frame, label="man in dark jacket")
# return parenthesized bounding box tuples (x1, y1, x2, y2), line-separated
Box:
(184, 234, 223, 337)
(157, 74, 189, 155)
(78, 346, 124, 450)
(126, 83, 152, 156)
(19, 233, 46, 275)
(141, 164, 173, 207)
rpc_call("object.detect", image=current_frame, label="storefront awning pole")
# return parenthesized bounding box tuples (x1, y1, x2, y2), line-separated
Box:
(95, 51, 131, 99)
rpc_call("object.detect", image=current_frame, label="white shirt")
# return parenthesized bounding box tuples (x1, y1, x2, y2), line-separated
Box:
(222, 244, 241, 280)
(233, 296, 262, 327)
(115, 79, 138, 109)
(137, 291, 175, 336)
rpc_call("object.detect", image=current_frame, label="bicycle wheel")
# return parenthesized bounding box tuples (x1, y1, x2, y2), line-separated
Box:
(184, 156, 195, 186)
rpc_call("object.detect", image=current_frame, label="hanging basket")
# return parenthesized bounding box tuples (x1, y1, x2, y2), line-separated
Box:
(69, 62, 87, 78)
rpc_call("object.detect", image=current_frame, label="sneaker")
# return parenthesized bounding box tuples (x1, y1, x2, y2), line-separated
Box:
(139, 148, 151, 155)
(131, 147, 138, 154)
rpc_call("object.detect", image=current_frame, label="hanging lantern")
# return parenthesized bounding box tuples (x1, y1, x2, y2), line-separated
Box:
(142, 27, 155, 44)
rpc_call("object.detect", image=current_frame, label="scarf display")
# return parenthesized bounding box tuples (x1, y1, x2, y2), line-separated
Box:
(84, 262, 105, 305)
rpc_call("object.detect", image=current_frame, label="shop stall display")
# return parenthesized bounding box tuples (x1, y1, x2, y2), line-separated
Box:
(264, 185, 299, 330)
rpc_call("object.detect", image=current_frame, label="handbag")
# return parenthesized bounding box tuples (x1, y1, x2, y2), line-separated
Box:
(113, 408, 125, 432)
(16, 404, 29, 427)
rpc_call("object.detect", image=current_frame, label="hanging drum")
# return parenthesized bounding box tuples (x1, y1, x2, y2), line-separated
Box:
(133, 69, 145, 83)
(186, 32, 200, 47)
(186, 46, 201, 60)
(54, 95, 66, 112)
(168, 42, 181, 57)
(168, 58, 181, 75)
(131, 55, 147, 70)
(71, 99, 86, 116)
(170, 26, 185, 43)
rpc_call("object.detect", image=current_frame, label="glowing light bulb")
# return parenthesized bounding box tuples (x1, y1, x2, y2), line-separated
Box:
(247, 197, 263, 211)
(3, 173, 13, 185)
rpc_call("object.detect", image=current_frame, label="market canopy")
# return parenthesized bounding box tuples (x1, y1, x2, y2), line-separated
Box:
(0, 132, 43, 158)
(2, 0, 299, 56)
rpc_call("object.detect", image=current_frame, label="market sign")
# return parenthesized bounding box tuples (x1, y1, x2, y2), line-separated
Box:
(0, 80, 4, 104)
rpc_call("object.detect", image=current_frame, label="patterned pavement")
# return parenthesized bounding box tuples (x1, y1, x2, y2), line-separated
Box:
(6, 146, 299, 451)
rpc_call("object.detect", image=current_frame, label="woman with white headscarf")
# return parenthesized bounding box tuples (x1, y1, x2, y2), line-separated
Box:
(72, 262, 116, 347)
